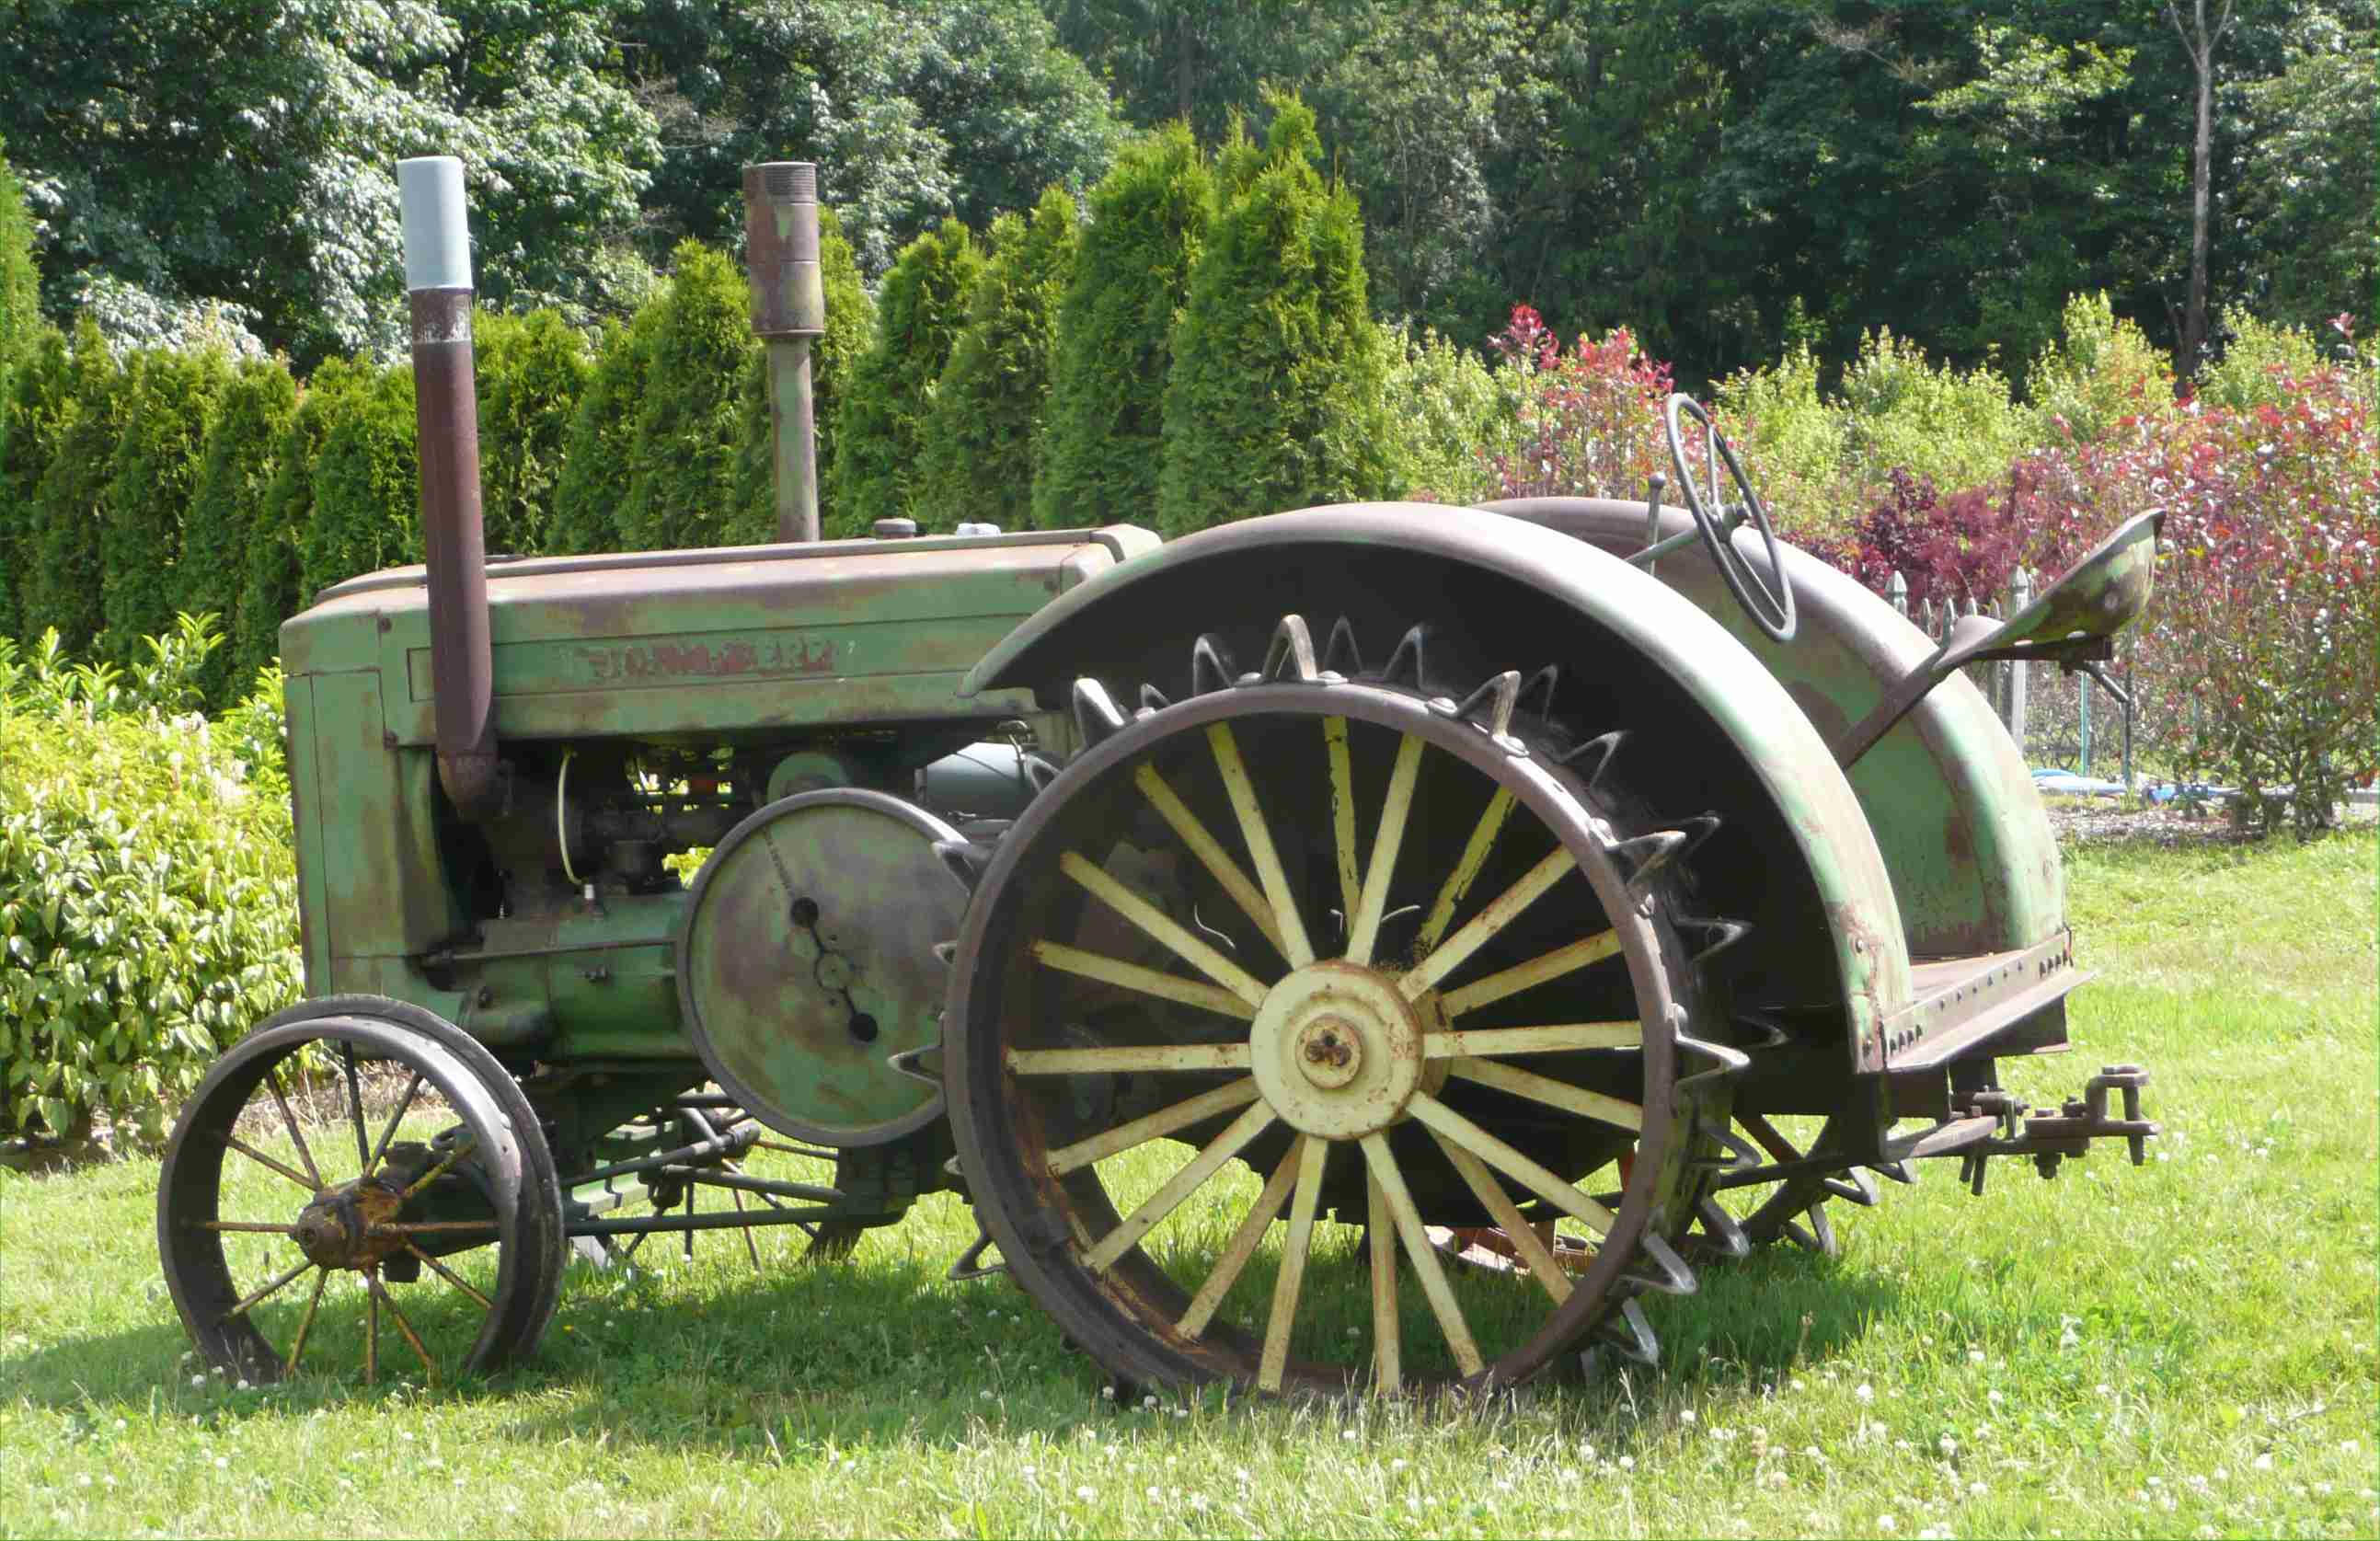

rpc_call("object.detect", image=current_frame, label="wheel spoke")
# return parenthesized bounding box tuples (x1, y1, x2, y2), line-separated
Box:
(1404, 1092, 1615, 1236)
(405, 1243, 494, 1311)
(283, 1267, 328, 1376)
(1423, 1022, 1641, 1058)
(264, 1071, 322, 1190)
(1366, 1172, 1400, 1396)
(398, 1138, 478, 1202)
(339, 1042, 371, 1173)
(1048, 1079, 1262, 1175)
(733, 1190, 762, 1271)
(1082, 1100, 1276, 1272)
(1059, 851, 1269, 1006)
(1006, 1041, 1251, 1076)
(1346, 732, 1424, 966)
(1031, 940, 1256, 1020)
(1178, 1139, 1304, 1339)
(1447, 1056, 1644, 1133)
(217, 1256, 314, 1325)
(1359, 1133, 1483, 1378)
(1415, 788, 1516, 955)
(368, 1272, 437, 1383)
(194, 1219, 302, 1235)
(1323, 718, 1361, 927)
(1206, 723, 1316, 967)
(1438, 929, 1621, 1018)
(1256, 1136, 1329, 1392)
(364, 1072, 425, 1180)
(214, 1132, 318, 1194)
(1428, 1131, 1577, 1304)
(364, 1276, 379, 1385)
(1398, 847, 1577, 1000)
(365, 1220, 501, 1236)
(1133, 765, 1286, 955)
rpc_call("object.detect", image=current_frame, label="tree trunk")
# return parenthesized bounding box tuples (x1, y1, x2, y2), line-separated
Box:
(2170, 0, 2235, 380)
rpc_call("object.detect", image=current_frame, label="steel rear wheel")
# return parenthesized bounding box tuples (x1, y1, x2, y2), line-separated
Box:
(157, 1013, 564, 1386)
(945, 620, 1738, 1396)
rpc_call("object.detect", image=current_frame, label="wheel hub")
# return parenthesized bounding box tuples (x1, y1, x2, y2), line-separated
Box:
(291, 1180, 406, 1271)
(1249, 962, 1424, 1139)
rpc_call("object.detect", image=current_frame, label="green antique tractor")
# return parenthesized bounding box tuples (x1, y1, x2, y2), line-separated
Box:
(157, 159, 2160, 1397)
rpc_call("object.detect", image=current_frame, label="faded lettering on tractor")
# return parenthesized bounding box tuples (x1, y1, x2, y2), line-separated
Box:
(579, 633, 837, 684)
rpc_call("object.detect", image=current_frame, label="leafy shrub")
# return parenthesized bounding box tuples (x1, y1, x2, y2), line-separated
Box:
(1802, 468, 2029, 610)
(2196, 307, 2329, 414)
(1034, 122, 1213, 530)
(1159, 94, 1400, 535)
(0, 617, 301, 1144)
(300, 360, 419, 595)
(1713, 341, 1850, 535)
(920, 186, 1080, 529)
(552, 311, 657, 556)
(236, 359, 356, 690)
(100, 346, 231, 663)
(621, 242, 753, 551)
(1478, 304, 1675, 505)
(0, 325, 72, 639)
(833, 218, 984, 536)
(23, 319, 128, 650)
(1833, 327, 2028, 500)
(2024, 292, 2173, 443)
(179, 356, 297, 707)
(1383, 322, 1512, 506)
(474, 307, 591, 558)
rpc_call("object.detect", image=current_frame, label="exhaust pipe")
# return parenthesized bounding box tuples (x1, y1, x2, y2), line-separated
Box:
(397, 156, 500, 820)
(742, 163, 824, 543)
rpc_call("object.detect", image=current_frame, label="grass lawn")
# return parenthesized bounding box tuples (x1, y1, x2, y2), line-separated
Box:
(4, 827, 2373, 1539)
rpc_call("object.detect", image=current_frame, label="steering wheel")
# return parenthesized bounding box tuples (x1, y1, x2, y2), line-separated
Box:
(1663, 394, 1797, 643)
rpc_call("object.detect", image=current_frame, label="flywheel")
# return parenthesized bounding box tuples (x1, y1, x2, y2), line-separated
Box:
(942, 615, 1745, 1396)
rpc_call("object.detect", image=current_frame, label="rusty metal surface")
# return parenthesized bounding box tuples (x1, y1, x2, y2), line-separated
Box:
(408, 286, 500, 819)
(742, 162, 823, 541)
(1882, 933, 2092, 1070)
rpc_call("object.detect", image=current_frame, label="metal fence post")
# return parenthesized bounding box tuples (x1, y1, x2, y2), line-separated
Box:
(1888, 569, 1908, 618)
(2006, 568, 2030, 753)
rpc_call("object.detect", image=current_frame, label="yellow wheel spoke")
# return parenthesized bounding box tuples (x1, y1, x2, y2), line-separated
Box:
(1360, 1133, 1483, 1378)
(1398, 847, 1578, 1000)
(1257, 1137, 1329, 1392)
(1207, 723, 1316, 967)
(1346, 733, 1424, 965)
(1366, 1172, 1400, 1396)
(1006, 1041, 1251, 1076)
(1447, 1056, 1644, 1132)
(1422, 1021, 1641, 1057)
(1415, 788, 1516, 954)
(406, 1243, 495, 1311)
(1438, 929, 1621, 1018)
(216, 1257, 313, 1325)
(1048, 1080, 1263, 1175)
(1324, 718, 1361, 927)
(283, 1267, 328, 1376)
(1083, 1101, 1277, 1272)
(1405, 1092, 1615, 1236)
(1179, 1139, 1304, 1339)
(1060, 852, 1270, 1006)
(1031, 940, 1257, 1020)
(1428, 1131, 1577, 1305)
(1133, 764, 1286, 956)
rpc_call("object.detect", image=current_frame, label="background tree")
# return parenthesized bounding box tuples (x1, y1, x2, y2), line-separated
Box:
(179, 356, 298, 705)
(99, 347, 232, 662)
(0, 143, 38, 393)
(832, 219, 984, 535)
(551, 312, 660, 557)
(236, 362, 361, 687)
(920, 188, 1081, 528)
(2227, 10, 2376, 332)
(1158, 95, 1399, 535)
(0, 326, 70, 639)
(1034, 123, 1213, 529)
(299, 362, 420, 597)
(473, 308, 592, 558)
(731, 205, 875, 543)
(23, 320, 127, 650)
(620, 244, 753, 551)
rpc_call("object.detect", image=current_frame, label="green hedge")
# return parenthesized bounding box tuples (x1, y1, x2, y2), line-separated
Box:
(23, 319, 128, 650)
(100, 347, 231, 664)
(832, 219, 983, 535)
(300, 360, 420, 596)
(621, 242, 752, 552)
(180, 356, 297, 707)
(0, 326, 71, 640)
(237, 359, 356, 687)
(551, 311, 655, 556)
(475, 307, 592, 558)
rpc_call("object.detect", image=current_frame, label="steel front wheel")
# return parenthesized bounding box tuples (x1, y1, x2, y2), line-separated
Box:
(157, 1014, 564, 1385)
(945, 621, 1739, 1396)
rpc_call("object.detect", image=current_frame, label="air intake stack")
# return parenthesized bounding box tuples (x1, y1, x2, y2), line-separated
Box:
(742, 162, 826, 543)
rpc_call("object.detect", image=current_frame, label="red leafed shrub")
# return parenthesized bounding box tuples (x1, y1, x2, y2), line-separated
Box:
(1803, 468, 2032, 610)
(1482, 305, 1679, 502)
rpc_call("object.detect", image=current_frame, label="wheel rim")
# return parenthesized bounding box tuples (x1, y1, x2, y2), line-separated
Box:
(949, 664, 1722, 1395)
(156, 1016, 547, 1385)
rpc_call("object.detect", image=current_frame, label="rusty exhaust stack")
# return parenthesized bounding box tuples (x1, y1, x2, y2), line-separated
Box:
(398, 156, 500, 820)
(742, 162, 825, 543)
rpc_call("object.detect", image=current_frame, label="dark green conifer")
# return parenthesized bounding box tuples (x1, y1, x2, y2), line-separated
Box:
(551, 311, 658, 557)
(181, 355, 297, 705)
(100, 346, 232, 662)
(25, 320, 129, 650)
(0, 326, 71, 638)
(830, 219, 983, 535)
(299, 360, 419, 596)
(474, 308, 591, 558)
(620, 242, 753, 551)
(235, 359, 358, 688)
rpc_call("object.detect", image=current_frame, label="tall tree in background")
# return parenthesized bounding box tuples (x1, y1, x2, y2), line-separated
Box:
(2227, 10, 2377, 329)
(832, 219, 983, 534)
(23, 320, 126, 650)
(99, 346, 232, 663)
(920, 188, 1081, 529)
(1035, 123, 1213, 529)
(0, 143, 38, 393)
(472, 309, 592, 559)
(552, 312, 660, 557)
(0, 326, 69, 639)
(2167, 0, 2237, 377)
(620, 244, 753, 551)
(238, 362, 361, 686)
(179, 356, 298, 705)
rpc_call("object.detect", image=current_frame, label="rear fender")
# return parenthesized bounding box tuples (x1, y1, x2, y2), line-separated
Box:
(964, 502, 1912, 1068)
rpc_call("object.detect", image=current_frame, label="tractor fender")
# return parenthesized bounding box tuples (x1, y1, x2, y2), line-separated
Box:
(964, 501, 1913, 1069)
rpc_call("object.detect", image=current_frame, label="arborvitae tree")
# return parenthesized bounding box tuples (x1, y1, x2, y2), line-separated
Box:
(830, 219, 983, 536)
(1034, 124, 1213, 530)
(551, 310, 657, 557)
(0, 144, 40, 396)
(1158, 95, 1399, 536)
(182, 355, 297, 705)
(920, 187, 1080, 529)
(236, 359, 357, 688)
(620, 241, 753, 552)
(25, 320, 129, 650)
(474, 307, 590, 558)
(100, 346, 232, 662)
(300, 360, 420, 596)
(0, 326, 71, 638)
(730, 205, 873, 544)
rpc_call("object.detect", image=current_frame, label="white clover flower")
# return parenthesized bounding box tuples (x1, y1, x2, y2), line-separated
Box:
(1856, 1384, 1874, 1403)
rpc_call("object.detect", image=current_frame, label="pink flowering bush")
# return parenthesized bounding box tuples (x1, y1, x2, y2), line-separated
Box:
(1480, 306, 1681, 504)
